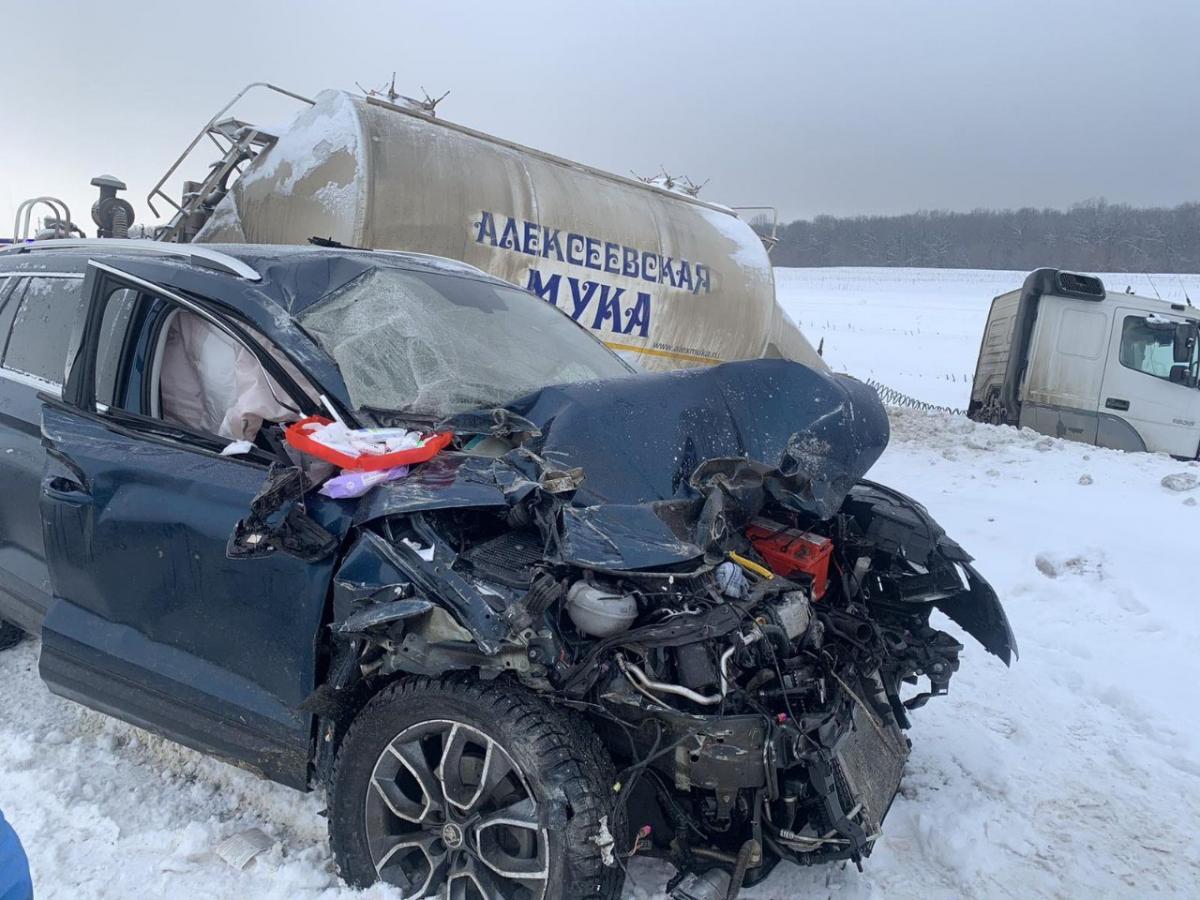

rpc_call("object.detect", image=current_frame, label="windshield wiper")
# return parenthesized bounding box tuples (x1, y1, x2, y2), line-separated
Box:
(359, 405, 442, 430)
(438, 407, 541, 439)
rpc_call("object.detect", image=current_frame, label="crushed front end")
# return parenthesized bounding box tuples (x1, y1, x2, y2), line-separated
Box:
(324, 360, 1016, 897)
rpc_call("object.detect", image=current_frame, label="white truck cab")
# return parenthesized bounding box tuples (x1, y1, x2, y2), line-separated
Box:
(969, 268, 1200, 458)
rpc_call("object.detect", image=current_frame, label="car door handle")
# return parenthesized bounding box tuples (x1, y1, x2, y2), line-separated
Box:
(1104, 397, 1130, 411)
(42, 475, 93, 506)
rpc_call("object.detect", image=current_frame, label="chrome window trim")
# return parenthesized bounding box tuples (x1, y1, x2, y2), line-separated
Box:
(0, 365, 62, 397)
(90, 261, 238, 339)
(0, 240, 261, 282)
(0, 272, 84, 279)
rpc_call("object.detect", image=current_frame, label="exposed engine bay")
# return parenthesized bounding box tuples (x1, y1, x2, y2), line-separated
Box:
(303, 360, 1017, 897)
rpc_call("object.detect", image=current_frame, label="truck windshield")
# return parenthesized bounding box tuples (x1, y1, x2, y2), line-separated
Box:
(299, 266, 634, 417)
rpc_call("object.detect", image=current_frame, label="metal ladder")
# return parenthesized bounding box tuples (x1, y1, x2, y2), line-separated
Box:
(732, 206, 781, 254)
(10, 196, 83, 242)
(147, 82, 314, 243)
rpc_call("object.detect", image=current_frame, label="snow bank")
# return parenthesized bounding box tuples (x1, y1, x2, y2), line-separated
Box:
(638, 408, 1200, 898)
(2, 268, 1198, 899)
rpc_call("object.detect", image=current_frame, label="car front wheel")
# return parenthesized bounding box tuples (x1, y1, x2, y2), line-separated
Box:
(329, 674, 623, 900)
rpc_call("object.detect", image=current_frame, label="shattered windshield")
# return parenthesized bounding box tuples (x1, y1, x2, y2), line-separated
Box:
(299, 266, 633, 417)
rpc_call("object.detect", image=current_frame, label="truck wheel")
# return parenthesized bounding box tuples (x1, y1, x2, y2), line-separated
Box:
(0, 619, 24, 651)
(329, 674, 623, 900)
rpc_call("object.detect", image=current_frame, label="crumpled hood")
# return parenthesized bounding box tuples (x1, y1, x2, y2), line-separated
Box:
(350, 359, 1014, 661)
(503, 358, 888, 512)
(361, 360, 889, 571)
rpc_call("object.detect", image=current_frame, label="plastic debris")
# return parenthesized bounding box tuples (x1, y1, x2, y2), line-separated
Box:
(305, 421, 423, 456)
(400, 537, 435, 562)
(214, 827, 274, 871)
(319, 465, 410, 499)
(220, 440, 255, 457)
(591, 816, 617, 867)
(285, 415, 453, 471)
(715, 560, 749, 599)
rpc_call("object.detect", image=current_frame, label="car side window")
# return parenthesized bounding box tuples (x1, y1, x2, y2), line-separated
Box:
(1, 275, 85, 387)
(94, 288, 140, 408)
(151, 309, 308, 443)
(1118, 315, 1194, 381)
(0, 277, 14, 334)
(89, 285, 311, 447)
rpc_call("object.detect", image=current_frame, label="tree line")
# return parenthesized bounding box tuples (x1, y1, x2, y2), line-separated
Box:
(762, 200, 1200, 272)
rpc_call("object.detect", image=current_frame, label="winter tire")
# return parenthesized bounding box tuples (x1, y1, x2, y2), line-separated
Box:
(0, 619, 23, 652)
(330, 674, 623, 900)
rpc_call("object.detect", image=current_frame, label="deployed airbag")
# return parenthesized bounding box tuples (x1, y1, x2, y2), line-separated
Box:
(160, 311, 299, 441)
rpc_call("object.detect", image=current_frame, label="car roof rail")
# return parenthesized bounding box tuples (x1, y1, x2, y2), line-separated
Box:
(0, 238, 261, 281)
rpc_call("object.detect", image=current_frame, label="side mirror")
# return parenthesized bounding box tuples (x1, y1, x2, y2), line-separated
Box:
(1174, 323, 1197, 364)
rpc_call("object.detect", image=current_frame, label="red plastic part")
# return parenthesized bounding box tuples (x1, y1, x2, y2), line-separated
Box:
(284, 416, 453, 471)
(745, 518, 833, 599)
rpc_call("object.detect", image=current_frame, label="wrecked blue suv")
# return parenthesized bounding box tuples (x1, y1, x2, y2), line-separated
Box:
(0, 240, 1014, 900)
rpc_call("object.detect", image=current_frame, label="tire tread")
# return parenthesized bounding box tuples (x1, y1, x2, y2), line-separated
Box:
(330, 674, 623, 900)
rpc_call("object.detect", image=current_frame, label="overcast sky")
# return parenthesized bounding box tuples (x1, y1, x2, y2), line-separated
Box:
(3, 0, 1198, 235)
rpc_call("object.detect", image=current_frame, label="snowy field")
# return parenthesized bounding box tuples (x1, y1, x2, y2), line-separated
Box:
(2, 267, 1199, 898)
(777, 266, 1200, 409)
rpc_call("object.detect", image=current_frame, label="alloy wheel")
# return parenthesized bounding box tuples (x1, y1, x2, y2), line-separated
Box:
(364, 719, 548, 900)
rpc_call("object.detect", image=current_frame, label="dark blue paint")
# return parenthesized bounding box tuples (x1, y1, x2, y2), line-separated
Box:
(505, 359, 890, 514)
(0, 244, 530, 791)
(38, 403, 353, 786)
(332, 531, 416, 625)
(352, 454, 506, 526)
(0, 376, 53, 632)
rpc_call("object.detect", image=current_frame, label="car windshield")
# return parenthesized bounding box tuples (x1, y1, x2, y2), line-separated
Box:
(299, 266, 634, 417)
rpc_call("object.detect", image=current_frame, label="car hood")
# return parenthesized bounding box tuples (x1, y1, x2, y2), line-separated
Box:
(358, 359, 890, 570)
(351, 358, 1016, 663)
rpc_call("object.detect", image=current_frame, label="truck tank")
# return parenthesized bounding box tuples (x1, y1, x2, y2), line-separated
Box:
(189, 89, 824, 373)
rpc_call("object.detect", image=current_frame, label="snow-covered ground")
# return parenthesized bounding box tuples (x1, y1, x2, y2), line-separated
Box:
(2, 267, 1199, 899)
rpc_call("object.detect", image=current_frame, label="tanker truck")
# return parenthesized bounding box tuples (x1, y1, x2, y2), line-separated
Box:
(143, 83, 823, 373)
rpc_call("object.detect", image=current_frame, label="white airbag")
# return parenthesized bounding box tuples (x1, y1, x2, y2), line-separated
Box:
(159, 312, 298, 441)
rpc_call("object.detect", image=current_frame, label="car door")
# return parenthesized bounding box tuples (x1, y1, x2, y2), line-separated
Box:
(0, 269, 87, 632)
(37, 262, 350, 787)
(1098, 308, 1200, 457)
